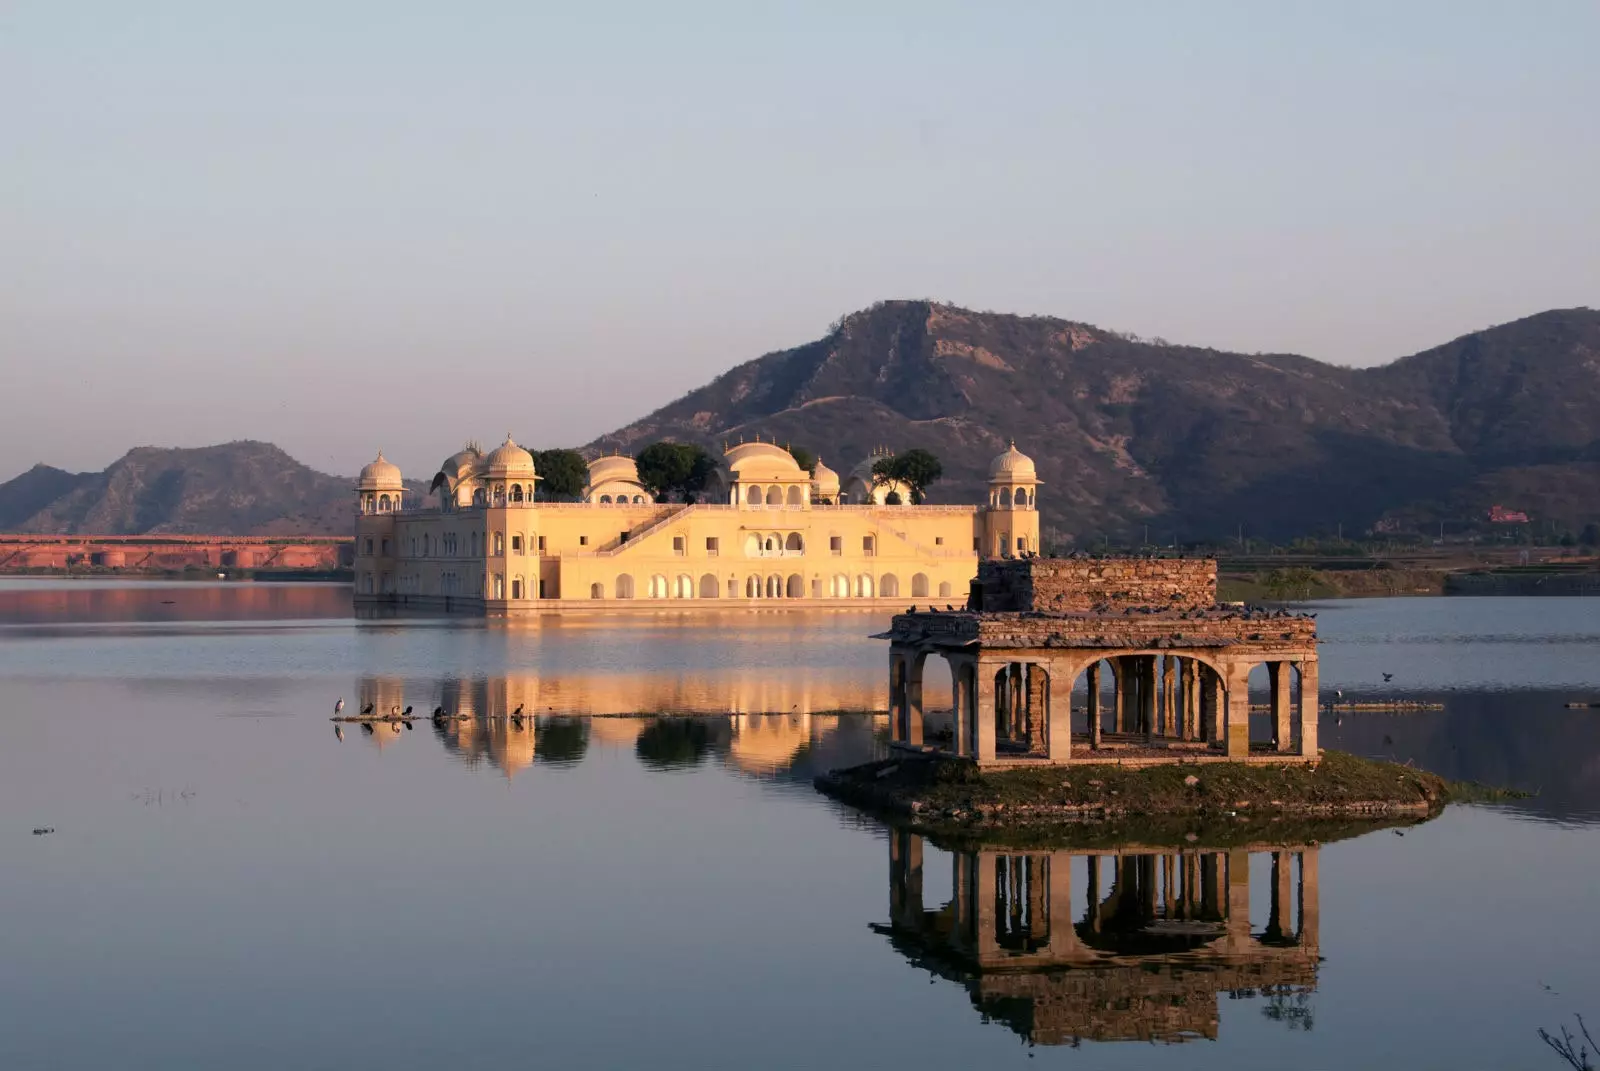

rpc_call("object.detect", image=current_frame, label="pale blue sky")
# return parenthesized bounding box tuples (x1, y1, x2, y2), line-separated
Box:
(3, 1, 1596, 479)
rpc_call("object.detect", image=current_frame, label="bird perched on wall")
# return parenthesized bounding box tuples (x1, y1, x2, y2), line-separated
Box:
(401, 705, 413, 717)
(361, 702, 374, 715)
(334, 697, 344, 714)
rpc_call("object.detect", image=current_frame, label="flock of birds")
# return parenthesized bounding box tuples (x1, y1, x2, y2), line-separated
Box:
(332, 697, 548, 741)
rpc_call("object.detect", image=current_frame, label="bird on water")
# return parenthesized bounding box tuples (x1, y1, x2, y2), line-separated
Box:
(334, 725, 344, 742)
(334, 697, 344, 715)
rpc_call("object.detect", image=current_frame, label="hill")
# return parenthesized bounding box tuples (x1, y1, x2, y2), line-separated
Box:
(0, 441, 361, 536)
(589, 302, 1600, 543)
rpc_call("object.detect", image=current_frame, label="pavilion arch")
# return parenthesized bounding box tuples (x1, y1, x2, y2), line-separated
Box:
(766, 574, 783, 598)
(786, 573, 804, 598)
(764, 534, 779, 554)
(511, 575, 525, 600)
(699, 573, 719, 598)
(615, 574, 635, 599)
(880, 573, 900, 598)
(633, 495, 646, 503)
(786, 485, 803, 506)
(744, 534, 762, 557)
(856, 574, 875, 598)
(745, 575, 762, 598)
(378, 493, 391, 511)
(746, 485, 763, 506)
(650, 573, 669, 598)
(765, 486, 783, 506)
(831, 573, 851, 598)
(1063, 650, 1233, 748)
(509, 484, 524, 502)
(675, 573, 694, 598)
(785, 532, 803, 553)
(911, 573, 929, 598)
(599, 494, 613, 503)
(590, 582, 605, 599)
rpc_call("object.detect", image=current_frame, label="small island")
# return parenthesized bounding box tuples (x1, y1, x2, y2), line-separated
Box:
(816, 554, 1465, 832)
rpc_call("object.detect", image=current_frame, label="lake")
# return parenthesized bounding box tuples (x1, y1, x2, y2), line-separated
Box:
(2, 580, 1597, 1069)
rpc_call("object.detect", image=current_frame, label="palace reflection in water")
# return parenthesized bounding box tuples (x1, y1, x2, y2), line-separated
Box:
(878, 831, 1321, 1046)
(350, 675, 889, 778)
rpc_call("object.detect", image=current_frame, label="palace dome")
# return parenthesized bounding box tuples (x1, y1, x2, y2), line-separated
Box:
(724, 441, 806, 480)
(482, 435, 536, 476)
(811, 457, 840, 498)
(586, 453, 640, 484)
(988, 441, 1037, 482)
(357, 452, 403, 490)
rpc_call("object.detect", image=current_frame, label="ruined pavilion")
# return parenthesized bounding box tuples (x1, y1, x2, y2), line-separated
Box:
(882, 556, 1320, 765)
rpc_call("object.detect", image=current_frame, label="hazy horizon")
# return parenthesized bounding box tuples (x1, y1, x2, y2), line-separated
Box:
(5, 1, 1597, 480)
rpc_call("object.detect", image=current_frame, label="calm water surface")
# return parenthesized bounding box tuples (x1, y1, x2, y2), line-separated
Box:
(2, 580, 1597, 1069)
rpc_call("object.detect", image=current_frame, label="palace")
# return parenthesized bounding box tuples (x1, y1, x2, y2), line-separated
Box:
(353, 437, 1040, 615)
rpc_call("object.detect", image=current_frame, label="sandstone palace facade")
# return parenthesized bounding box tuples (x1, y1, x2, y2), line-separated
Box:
(353, 437, 1040, 615)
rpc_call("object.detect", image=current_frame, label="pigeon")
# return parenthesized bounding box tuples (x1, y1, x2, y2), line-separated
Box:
(1382, 673, 1394, 683)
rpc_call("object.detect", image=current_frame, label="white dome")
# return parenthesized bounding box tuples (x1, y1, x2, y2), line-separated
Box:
(811, 458, 840, 496)
(988, 441, 1037, 482)
(482, 435, 536, 475)
(724, 441, 806, 480)
(357, 452, 403, 490)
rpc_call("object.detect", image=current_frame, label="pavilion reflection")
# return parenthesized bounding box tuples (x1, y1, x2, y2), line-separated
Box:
(877, 830, 1323, 1046)
(352, 675, 889, 778)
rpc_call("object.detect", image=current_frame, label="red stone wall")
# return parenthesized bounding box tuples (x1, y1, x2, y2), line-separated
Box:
(975, 557, 1217, 612)
(0, 535, 351, 574)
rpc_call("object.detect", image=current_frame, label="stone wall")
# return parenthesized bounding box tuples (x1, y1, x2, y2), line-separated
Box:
(975, 557, 1217, 612)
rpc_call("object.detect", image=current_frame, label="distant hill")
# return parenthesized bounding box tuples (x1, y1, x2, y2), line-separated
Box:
(0, 441, 360, 536)
(589, 301, 1600, 543)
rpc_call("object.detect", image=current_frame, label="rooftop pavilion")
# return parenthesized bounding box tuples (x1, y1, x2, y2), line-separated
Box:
(880, 556, 1320, 766)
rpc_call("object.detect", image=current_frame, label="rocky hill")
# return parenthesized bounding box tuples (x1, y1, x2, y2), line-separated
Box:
(590, 302, 1600, 543)
(0, 441, 360, 536)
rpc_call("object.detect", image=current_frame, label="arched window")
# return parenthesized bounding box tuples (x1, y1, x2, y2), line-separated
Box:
(599, 494, 612, 504)
(650, 573, 668, 598)
(938, 581, 953, 598)
(494, 485, 506, 505)
(786, 573, 804, 598)
(699, 573, 719, 598)
(674, 574, 693, 598)
(745, 575, 760, 598)
(880, 573, 900, 598)
(615, 574, 635, 599)
(746, 485, 763, 506)
(378, 494, 391, 511)
(912, 573, 929, 597)
(765, 575, 781, 598)
(784, 533, 803, 553)
(509, 485, 524, 503)
(856, 574, 874, 598)
(493, 573, 505, 599)
(764, 536, 776, 553)
(512, 577, 523, 599)
(832, 573, 850, 597)
(786, 485, 803, 506)
(590, 582, 604, 599)
(633, 495, 645, 504)
(493, 532, 504, 555)
(744, 533, 762, 557)
(766, 486, 783, 506)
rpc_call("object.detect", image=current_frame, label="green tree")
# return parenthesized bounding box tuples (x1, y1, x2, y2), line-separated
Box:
(635, 442, 717, 502)
(872, 448, 944, 505)
(786, 445, 817, 474)
(531, 449, 588, 500)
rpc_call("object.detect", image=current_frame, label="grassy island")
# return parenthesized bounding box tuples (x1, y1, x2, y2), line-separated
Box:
(815, 750, 1483, 836)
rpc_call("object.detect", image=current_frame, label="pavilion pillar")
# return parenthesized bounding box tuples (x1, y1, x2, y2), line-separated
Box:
(952, 852, 974, 951)
(1201, 853, 1222, 919)
(1161, 656, 1176, 739)
(1027, 663, 1049, 755)
(890, 830, 924, 928)
(1142, 656, 1158, 745)
(1209, 667, 1227, 745)
(888, 650, 905, 744)
(1026, 856, 1050, 942)
(1045, 661, 1070, 762)
(1268, 851, 1291, 940)
(1112, 659, 1127, 733)
(1086, 661, 1103, 749)
(975, 663, 998, 764)
(1298, 659, 1320, 759)
(1224, 663, 1251, 758)
(1186, 659, 1201, 740)
(1271, 661, 1292, 752)
(906, 654, 925, 747)
(1086, 855, 1103, 934)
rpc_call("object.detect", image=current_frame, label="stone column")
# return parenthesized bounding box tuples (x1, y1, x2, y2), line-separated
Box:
(1086, 855, 1102, 934)
(1271, 661, 1292, 752)
(1027, 663, 1049, 755)
(1298, 659, 1320, 759)
(1161, 656, 1177, 739)
(1087, 661, 1103, 750)
(1225, 662, 1252, 759)
(1027, 856, 1050, 942)
(907, 654, 925, 747)
(1112, 658, 1127, 733)
(1142, 656, 1158, 745)
(975, 663, 998, 764)
(952, 851, 974, 951)
(888, 650, 905, 744)
(1200, 852, 1222, 920)
(890, 830, 924, 928)
(1186, 659, 1201, 740)
(1209, 666, 1227, 745)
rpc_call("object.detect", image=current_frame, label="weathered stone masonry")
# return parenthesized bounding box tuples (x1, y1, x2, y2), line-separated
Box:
(885, 557, 1319, 766)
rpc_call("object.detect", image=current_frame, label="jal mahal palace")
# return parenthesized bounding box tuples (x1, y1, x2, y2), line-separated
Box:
(353, 437, 1040, 615)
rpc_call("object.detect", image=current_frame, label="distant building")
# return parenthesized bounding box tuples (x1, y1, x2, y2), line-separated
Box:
(352, 437, 1040, 614)
(1487, 505, 1530, 524)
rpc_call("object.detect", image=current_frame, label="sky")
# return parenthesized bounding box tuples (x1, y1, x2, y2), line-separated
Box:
(3, 1, 1597, 480)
